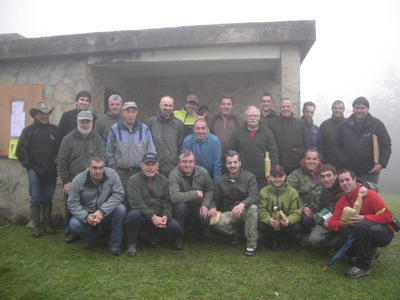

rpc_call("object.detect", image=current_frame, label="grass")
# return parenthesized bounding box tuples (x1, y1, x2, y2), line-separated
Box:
(1, 195, 399, 300)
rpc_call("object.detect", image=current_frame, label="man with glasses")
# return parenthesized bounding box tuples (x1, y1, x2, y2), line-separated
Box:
(229, 106, 278, 190)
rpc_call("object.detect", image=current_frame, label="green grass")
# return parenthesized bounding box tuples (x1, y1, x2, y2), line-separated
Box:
(1, 195, 399, 300)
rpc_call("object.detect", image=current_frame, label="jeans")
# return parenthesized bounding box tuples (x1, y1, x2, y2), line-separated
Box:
(69, 204, 127, 247)
(300, 213, 316, 234)
(258, 220, 301, 243)
(27, 169, 56, 207)
(172, 202, 210, 234)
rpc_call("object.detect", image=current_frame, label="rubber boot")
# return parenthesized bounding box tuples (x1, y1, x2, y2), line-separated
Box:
(126, 228, 139, 257)
(42, 205, 56, 234)
(31, 206, 42, 238)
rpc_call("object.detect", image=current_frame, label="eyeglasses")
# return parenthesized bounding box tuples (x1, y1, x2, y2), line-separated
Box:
(246, 114, 260, 118)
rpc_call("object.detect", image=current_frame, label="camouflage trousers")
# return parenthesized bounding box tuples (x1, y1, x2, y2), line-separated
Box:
(215, 204, 259, 248)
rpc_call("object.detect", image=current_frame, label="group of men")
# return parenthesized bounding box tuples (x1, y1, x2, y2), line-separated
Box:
(16, 90, 394, 278)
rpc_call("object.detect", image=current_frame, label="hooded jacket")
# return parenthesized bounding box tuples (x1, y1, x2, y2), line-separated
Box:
(173, 107, 198, 138)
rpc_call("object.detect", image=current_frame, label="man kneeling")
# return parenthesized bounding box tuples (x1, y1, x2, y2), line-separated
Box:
(209, 151, 259, 256)
(68, 154, 127, 255)
(124, 153, 184, 257)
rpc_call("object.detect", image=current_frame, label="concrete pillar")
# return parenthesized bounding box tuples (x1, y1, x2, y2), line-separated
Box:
(280, 45, 301, 117)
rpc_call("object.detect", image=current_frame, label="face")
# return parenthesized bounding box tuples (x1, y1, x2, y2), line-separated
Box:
(338, 172, 356, 195)
(178, 154, 196, 176)
(34, 111, 50, 124)
(304, 151, 320, 172)
(76, 97, 90, 111)
(280, 100, 293, 117)
(185, 101, 198, 114)
(245, 108, 260, 129)
(159, 97, 174, 118)
(141, 161, 159, 178)
(86, 160, 105, 182)
(219, 98, 233, 117)
(353, 104, 368, 122)
(260, 95, 273, 114)
(122, 107, 138, 126)
(332, 103, 345, 118)
(319, 170, 337, 189)
(108, 99, 122, 116)
(225, 155, 241, 175)
(303, 105, 315, 122)
(194, 120, 208, 141)
(270, 173, 286, 188)
(77, 119, 93, 135)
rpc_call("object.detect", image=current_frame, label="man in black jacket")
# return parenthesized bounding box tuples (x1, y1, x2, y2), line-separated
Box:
(16, 102, 58, 238)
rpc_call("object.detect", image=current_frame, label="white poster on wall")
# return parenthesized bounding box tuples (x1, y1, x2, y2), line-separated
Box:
(10, 101, 25, 137)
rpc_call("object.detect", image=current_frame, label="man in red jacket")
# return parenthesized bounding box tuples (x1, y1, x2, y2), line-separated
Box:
(328, 169, 394, 278)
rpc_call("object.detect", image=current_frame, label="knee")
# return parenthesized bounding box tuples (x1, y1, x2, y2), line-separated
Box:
(69, 217, 85, 232)
(114, 204, 127, 217)
(125, 209, 141, 227)
(247, 204, 258, 215)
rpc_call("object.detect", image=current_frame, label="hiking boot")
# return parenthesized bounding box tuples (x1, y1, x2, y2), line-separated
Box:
(344, 267, 371, 278)
(42, 205, 56, 234)
(370, 248, 381, 268)
(245, 247, 257, 256)
(126, 242, 137, 257)
(64, 232, 79, 244)
(266, 239, 277, 251)
(173, 237, 183, 250)
(231, 238, 240, 245)
(280, 241, 291, 250)
(30, 206, 42, 238)
(108, 245, 121, 256)
(300, 233, 309, 247)
(83, 242, 93, 249)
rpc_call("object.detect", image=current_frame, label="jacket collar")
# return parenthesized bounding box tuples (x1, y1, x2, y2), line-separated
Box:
(157, 110, 175, 122)
(84, 169, 109, 187)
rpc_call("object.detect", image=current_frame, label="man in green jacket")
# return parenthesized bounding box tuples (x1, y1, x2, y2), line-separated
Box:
(125, 153, 184, 257)
(258, 165, 302, 250)
(209, 151, 259, 256)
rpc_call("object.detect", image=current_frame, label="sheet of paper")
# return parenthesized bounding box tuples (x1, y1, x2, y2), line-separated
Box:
(10, 101, 25, 137)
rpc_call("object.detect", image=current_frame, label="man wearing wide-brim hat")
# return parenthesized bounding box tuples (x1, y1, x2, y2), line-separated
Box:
(16, 102, 59, 238)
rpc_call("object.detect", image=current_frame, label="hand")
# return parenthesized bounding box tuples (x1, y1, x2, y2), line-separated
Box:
(199, 206, 209, 218)
(280, 217, 290, 227)
(369, 163, 382, 174)
(269, 217, 280, 228)
(86, 214, 97, 226)
(63, 182, 72, 195)
(265, 173, 270, 180)
(197, 190, 204, 199)
(231, 203, 245, 218)
(339, 218, 349, 228)
(93, 210, 104, 225)
(323, 220, 329, 229)
(208, 208, 217, 218)
(152, 215, 166, 228)
(349, 215, 365, 225)
(359, 186, 368, 197)
(161, 215, 168, 223)
(303, 206, 312, 218)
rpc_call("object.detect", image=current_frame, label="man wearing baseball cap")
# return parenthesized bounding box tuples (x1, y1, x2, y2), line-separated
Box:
(258, 164, 302, 250)
(124, 153, 184, 257)
(16, 102, 58, 237)
(174, 94, 200, 138)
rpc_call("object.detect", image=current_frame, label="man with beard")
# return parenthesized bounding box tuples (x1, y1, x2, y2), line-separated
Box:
(259, 93, 278, 127)
(58, 111, 105, 243)
(145, 96, 184, 177)
(174, 94, 200, 138)
(209, 151, 259, 256)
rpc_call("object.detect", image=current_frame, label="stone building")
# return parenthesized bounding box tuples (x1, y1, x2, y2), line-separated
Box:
(0, 21, 315, 220)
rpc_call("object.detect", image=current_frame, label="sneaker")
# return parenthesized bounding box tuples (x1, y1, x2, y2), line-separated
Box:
(83, 242, 93, 249)
(64, 233, 79, 244)
(300, 234, 309, 246)
(173, 237, 183, 250)
(266, 239, 277, 251)
(280, 241, 291, 250)
(231, 238, 240, 245)
(108, 245, 121, 256)
(344, 267, 371, 278)
(245, 247, 257, 256)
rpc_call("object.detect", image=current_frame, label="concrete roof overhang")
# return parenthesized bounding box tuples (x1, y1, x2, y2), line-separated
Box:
(0, 21, 315, 79)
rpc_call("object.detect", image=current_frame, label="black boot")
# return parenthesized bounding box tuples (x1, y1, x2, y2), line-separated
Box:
(42, 205, 56, 234)
(126, 228, 139, 257)
(31, 206, 42, 238)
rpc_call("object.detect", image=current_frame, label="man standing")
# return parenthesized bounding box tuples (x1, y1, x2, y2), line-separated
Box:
(259, 93, 278, 127)
(174, 94, 200, 138)
(209, 151, 259, 256)
(125, 153, 184, 257)
(16, 102, 58, 237)
(328, 169, 394, 278)
(93, 94, 123, 147)
(145, 95, 184, 177)
(169, 150, 214, 240)
(320, 100, 345, 167)
(106, 102, 156, 196)
(287, 149, 323, 245)
(268, 98, 310, 175)
(258, 165, 302, 250)
(229, 106, 279, 190)
(209, 96, 244, 173)
(333, 97, 391, 184)
(58, 111, 105, 242)
(183, 118, 222, 185)
(68, 154, 126, 255)
(301, 102, 323, 161)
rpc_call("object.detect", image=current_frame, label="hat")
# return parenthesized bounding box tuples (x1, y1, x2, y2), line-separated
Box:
(270, 164, 286, 176)
(77, 111, 93, 121)
(142, 152, 158, 163)
(186, 95, 199, 105)
(122, 102, 138, 110)
(29, 102, 54, 118)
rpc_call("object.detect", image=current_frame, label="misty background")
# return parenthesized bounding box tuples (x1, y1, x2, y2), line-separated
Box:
(1, 0, 399, 193)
